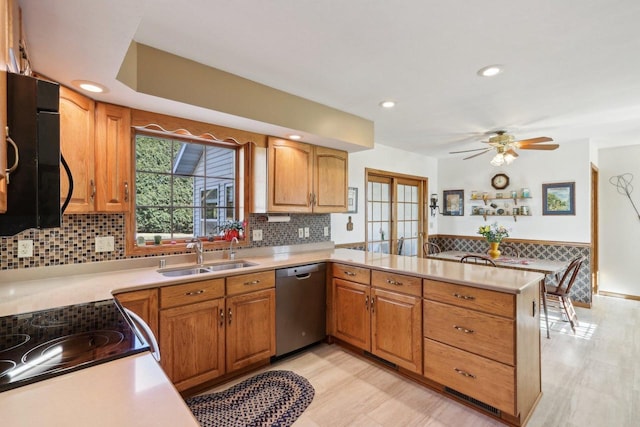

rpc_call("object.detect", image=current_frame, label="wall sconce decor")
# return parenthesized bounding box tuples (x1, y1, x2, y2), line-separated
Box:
(429, 193, 440, 216)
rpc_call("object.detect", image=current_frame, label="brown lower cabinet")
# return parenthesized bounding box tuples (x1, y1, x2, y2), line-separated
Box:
(331, 263, 541, 426)
(160, 298, 226, 391)
(331, 264, 422, 374)
(115, 288, 158, 338)
(117, 271, 276, 393)
(422, 278, 541, 424)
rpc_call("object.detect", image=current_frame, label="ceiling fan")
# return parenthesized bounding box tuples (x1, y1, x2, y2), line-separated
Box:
(449, 130, 559, 166)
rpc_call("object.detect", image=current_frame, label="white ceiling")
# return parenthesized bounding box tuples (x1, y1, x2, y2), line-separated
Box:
(18, 0, 640, 156)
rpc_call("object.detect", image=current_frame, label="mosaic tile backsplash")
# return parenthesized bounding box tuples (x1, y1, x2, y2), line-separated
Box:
(0, 213, 331, 270)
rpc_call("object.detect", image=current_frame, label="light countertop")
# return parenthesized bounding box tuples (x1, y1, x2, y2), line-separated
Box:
(0, 353, 200, 427)
(0, 247, 545, 317)
(0, 245, 544, 426)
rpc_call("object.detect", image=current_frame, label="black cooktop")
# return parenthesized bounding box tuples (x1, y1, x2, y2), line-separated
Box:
(0, 299, 149, 392)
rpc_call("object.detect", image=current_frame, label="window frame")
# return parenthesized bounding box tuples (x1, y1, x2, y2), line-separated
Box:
(125, 116, 255, 256)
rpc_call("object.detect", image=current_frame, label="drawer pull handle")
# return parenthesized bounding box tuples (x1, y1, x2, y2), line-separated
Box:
(244, 280, 260, 286)
(228, 308, 232, 324)
(453, 293, 475, 300)
(219, 309, 224, 327)
(454, 368, 476, 379)
(386, 279, 403, 286)
(344, 271, 356, 276)
(453, 325, 475, 334)
(371, 296, 375, 313)
(185, 290, 204, 296)
(365, 295, 369, 310)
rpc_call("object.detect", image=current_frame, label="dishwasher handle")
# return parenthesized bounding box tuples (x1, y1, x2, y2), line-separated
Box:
(125, 308, 160, 362)
(276, 262, 326, 278)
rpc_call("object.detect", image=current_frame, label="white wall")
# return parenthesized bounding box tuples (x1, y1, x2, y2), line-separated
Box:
(331, 143, 438, 245)
(435, 139, 592, 242)
(598, 145, 640, 297)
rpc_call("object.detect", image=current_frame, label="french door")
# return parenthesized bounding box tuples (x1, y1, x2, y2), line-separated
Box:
(366, 169, 428, 257)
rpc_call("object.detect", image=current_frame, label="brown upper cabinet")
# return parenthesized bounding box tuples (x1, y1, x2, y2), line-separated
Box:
(266, 137, 348, 213)
(59, 86, 131, 213)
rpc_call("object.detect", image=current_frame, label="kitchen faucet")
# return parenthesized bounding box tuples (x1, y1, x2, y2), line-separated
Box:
(229, 237, 239, 260)
(186, 238, 204, 265)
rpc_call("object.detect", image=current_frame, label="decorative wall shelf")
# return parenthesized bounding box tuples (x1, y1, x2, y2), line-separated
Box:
(470, 190, 532, 221)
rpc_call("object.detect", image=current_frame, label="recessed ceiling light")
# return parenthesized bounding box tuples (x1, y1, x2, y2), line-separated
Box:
(379, 100, 396, 108)
(71, 80, 108, 93)
(477, 65, 503, 77)
(288, 134, 302, 140)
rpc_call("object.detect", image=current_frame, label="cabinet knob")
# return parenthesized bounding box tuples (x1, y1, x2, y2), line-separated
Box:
(124, 181, 129, 202)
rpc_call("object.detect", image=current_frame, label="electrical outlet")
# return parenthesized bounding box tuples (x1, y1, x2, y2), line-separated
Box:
(252, 229, 263, 241)
(324, 226, 329, 237)
(95, 236, 115, 252)
(298, 228, 304, 238)
(304, 227, 310, 238)
(17, 240, 34, 258)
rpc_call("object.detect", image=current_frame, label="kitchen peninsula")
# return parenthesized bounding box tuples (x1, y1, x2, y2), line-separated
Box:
(0, 246, 544, 426)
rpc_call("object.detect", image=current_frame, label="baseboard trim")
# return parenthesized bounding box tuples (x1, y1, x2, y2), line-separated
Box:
(573, 300, 591, 309)
(598, 290, 640, 301)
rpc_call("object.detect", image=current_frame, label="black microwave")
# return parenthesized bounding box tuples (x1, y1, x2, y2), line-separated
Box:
(1, 73, 72, 236)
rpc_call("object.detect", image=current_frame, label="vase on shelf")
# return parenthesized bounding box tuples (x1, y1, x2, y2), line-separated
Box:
(488, 241, 501, 259)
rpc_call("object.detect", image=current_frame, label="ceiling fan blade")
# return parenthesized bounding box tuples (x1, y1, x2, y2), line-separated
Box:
(516, 136, 553, 144)
(519, 143, 560, 150)
(505, 148, 519, 158)
(449, 147, 490, 154)
(463, 149, 491, 160)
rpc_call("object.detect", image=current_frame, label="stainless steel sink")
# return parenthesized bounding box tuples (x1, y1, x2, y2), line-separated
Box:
(204, 261, 257, 271)
(159, 261, 257, 277)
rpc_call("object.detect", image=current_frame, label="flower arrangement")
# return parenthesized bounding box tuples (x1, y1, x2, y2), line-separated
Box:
(478, 223, 509, 243)
(222, 220, 244, 232)
(222, 220, 245, 241)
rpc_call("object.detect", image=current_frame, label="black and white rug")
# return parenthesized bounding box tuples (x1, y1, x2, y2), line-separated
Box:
(185, 370, 315, 427)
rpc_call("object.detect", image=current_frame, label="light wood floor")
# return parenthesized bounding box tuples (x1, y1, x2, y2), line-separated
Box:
(201, 295, 640, 426)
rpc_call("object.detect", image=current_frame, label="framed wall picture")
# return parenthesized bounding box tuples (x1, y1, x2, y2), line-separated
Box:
(443, 189, 464, 216)
(542, 182, 575, 215)
(347, 187, 358, 213)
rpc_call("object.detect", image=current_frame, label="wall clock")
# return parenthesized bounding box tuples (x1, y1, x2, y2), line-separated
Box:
(491, 173, 510, 190)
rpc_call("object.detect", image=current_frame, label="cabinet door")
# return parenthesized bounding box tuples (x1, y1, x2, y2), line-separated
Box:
(267, 137, 313, 212)
(313, 146, 348, 213)
(115, 288, 159, 339)
(332, 278, 370, 350)
(59, 86, 95, 212)
(371, 288, 422, 373)
(226, 288, 276, 372)
(94, 102, 131, 212)
(0, 75, 6, 213)
(159, 298, 225, 391)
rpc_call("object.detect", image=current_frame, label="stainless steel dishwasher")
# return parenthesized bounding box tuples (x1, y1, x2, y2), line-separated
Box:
(275, 263, 326, 357)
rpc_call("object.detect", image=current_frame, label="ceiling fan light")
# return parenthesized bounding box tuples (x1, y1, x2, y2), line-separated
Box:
(490, 153, 505, 166)
(504, 152, 516, 164)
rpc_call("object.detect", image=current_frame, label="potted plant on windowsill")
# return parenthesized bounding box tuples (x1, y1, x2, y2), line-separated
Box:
(222, 220, 245, 241)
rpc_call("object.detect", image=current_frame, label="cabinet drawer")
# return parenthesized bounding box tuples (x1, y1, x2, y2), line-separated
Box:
(226, 270, 275, 296)
(332, 263, 371, 285)
(372, 270, 422, 297)
(423, 279, 515, 318)
(160, 279, 225, 309)
(423, 300, 514, 365)
(424, 338, 516, 416)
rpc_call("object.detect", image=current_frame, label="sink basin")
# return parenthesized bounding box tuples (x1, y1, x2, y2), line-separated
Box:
(204, 261, 257, 271)
(159, 261, 257, 277)
(160, 267, 215, 277)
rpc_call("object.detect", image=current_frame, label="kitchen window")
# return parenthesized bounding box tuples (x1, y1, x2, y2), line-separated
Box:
(127, 124, 249, 254)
